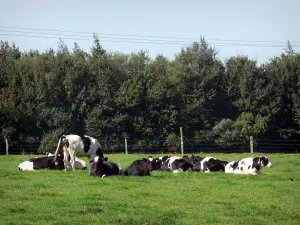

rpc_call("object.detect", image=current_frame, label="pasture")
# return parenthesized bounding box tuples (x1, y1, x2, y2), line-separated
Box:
(0, 153, 300, 225)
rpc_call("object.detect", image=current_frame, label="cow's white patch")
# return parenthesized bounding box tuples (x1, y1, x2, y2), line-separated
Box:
(18, 161, 34, 171)
(167, 156, 181, 168)
(94, 156, 99, 163)
(173, 168, 183, 173)
(47, 153, 54, 157)
(74, 157, 87, 169)
(102, 174, 106, 178)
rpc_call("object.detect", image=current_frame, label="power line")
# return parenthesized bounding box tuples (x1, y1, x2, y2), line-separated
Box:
(0, 25, 299, 46)
(1, 32, 299, 48)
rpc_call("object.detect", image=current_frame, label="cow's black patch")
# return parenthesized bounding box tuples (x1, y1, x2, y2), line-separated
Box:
(248, 165, 251, 169)
(161, 156, 170, 162)
(260, 156, 269, 167)
(96, 147, 104, 158)
(232, 161, 239, 170)
(81, 136, 91, 153)
(206, 158, 228, 172)
(252, 157, 261, 170)
(172, 159, 193, 172)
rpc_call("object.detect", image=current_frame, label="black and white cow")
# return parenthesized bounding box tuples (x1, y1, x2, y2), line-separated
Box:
(54, 134, 104, 170)
(18, 153, 65, 171)
(47, 153, 87, 170)
(90, 156, 123, 178)
(148, 155, 194, 173)
(191, 155, 228, 172)
(124, 158, 152, 176)
(225, 155, 272, 175)
(18, 153, 88, 171)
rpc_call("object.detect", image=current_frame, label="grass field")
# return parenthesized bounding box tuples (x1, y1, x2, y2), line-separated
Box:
(1, 153, 300, 225)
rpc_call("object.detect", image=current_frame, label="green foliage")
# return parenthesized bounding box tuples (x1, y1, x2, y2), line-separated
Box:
(165, 133, 180, 153)
(0, 39, 300, 152)
(38, 128, 65, 153)
(211, 119, 239, 145)
(232, 112, 268, 139)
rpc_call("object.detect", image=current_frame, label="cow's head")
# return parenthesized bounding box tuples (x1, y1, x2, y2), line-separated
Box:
(260, 155, 272, 168)
(90, 156, 108, 177)
(147, 156, 162, 171)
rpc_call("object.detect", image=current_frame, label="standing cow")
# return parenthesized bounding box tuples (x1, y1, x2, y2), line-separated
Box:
(54, 134, 104, 171)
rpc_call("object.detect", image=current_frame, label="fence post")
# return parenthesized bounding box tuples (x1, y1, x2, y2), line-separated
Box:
(125, 137, 128, 154)
(180, 127, 184, 155)
(250, 136, 254, 153)
(5, 138, 9, 155)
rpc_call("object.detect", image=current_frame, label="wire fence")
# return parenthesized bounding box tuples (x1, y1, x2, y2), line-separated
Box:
(1, 138, 300, 155)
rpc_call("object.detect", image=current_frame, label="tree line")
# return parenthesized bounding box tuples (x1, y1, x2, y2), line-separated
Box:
(0, 35, 299, 154)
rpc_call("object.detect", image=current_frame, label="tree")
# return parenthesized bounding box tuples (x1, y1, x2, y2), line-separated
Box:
(232, 112, 268, 140)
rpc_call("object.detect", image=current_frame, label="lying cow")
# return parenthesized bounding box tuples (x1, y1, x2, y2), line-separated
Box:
(190, 156, 228, 172)
(225, 155, 272, 175)
(46, 152, 87, 170)
(18, 153, 87, 171)
(148, 155, 194, 173)
(54, 134, 104, 171)
(124, 158, 152, 176)
(18, 153, 64, 171)
(90, 156, 123, 178)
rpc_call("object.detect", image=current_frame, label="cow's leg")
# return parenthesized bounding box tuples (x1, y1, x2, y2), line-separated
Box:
(90, 153, 96, 164)
(69, 150, 76, 171)
(63, 148, 69, 171)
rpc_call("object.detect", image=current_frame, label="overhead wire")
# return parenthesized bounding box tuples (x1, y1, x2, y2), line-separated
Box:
(1, 25, 300, 48)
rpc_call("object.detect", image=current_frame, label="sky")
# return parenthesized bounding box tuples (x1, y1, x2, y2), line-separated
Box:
(0, 0, 299, 64)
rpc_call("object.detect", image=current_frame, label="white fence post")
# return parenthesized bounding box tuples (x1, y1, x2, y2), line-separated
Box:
(5, 138, 9, 155)
(250, 136, 254, 153)
(125, 137, 128, 154)
(180, 127, 184, 155)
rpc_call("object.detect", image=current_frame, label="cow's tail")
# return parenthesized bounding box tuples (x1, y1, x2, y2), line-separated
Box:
(54, 135, 66, 160)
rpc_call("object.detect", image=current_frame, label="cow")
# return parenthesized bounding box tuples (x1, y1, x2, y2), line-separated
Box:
(124, 158, 152, 176)
(18, 153, 65, 171)
(54, 134, 104, 171)
(191, 156, 228, 172)
(18, 153, 88, 171)
(46, 152, 87, 170)
(148, 156, 194, 173)
(147, 155, 170, 171)
(225, 155, 272, 175)
(90, 156, 123, 178)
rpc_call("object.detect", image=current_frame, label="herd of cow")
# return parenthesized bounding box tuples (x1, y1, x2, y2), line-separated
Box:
(18, 134, 273, 177)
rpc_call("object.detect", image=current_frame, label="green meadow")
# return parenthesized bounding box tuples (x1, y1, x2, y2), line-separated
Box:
(0, 153, 299, 225)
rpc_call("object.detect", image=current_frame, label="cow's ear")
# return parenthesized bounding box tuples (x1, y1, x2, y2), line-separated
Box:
(142, 158, 148, 162)
(104, 157, 108, 161)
